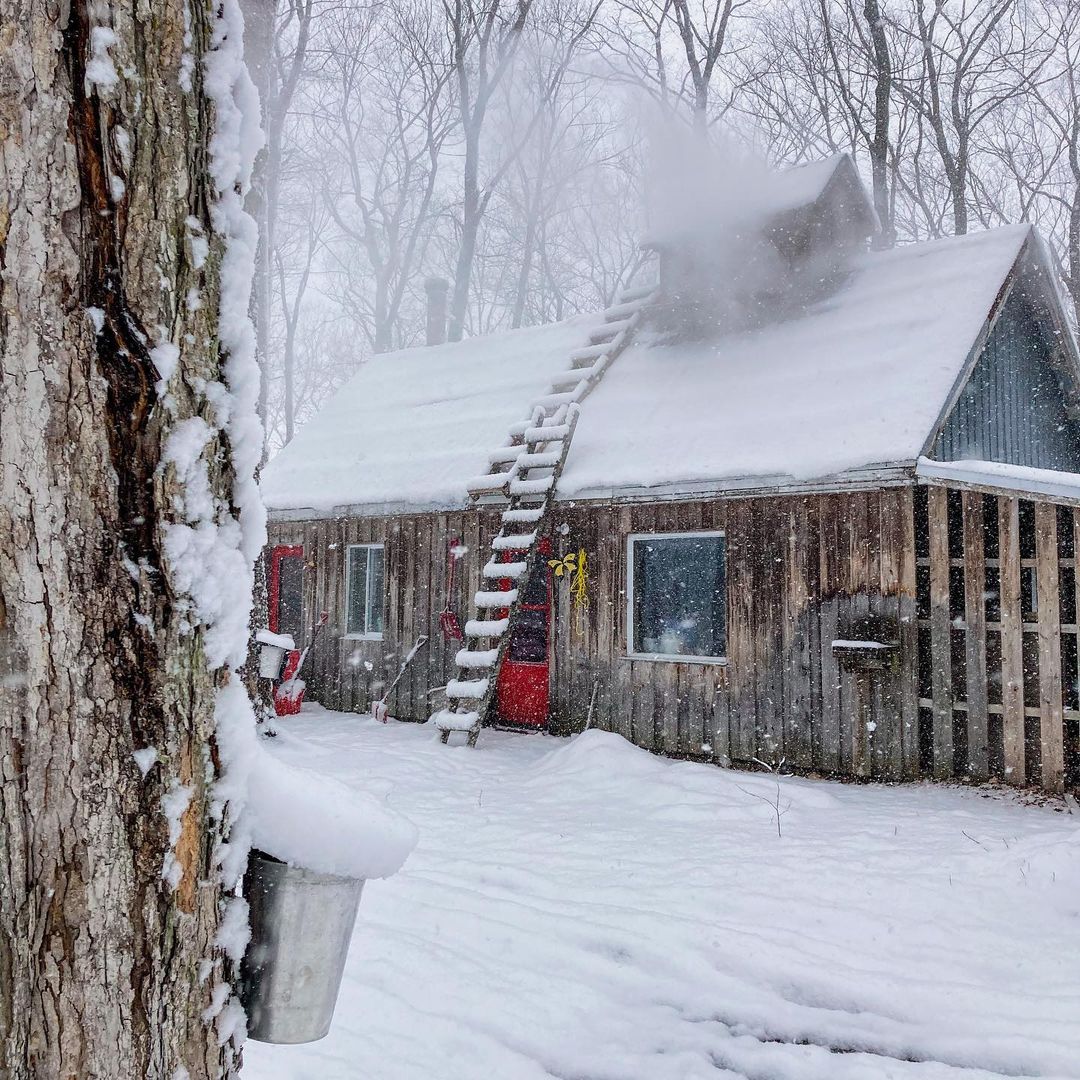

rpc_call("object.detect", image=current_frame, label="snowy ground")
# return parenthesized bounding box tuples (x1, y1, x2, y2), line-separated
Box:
(245, 707, 1080, 1080)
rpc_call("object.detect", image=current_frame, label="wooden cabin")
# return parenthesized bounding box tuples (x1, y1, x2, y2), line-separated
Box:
(262, 155, 1080, 794)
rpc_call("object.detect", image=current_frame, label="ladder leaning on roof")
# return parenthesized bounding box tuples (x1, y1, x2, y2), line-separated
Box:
(431, 271, 659, 746)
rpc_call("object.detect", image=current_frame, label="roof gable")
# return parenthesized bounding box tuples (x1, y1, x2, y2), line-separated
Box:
(930, 242, 1080, 472)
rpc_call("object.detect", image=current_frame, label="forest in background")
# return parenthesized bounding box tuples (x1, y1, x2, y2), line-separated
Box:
(256, 0, 1080, 449)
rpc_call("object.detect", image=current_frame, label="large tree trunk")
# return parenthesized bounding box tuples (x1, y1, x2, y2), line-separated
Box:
(0, 2, 260, 1076)
(863, 0, 895, 249)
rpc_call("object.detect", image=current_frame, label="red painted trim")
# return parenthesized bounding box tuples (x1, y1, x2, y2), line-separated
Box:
(498, 535, 553, 727)
(268, 544, 303, 633)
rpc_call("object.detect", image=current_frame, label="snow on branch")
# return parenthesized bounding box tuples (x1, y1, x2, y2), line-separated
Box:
(199, 0, 415, 896)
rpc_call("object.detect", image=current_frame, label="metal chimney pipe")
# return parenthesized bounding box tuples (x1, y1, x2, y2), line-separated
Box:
(424, 276, 449, 346)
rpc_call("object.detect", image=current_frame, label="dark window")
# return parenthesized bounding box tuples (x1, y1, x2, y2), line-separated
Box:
(508, 608, 548, 663)
(277, 554, 305, 640)
(630, 533, 726, 659)
(347, 545, 384, 636)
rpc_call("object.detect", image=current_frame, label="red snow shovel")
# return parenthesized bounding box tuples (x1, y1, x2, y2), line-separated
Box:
(439, 537, 464, 641)
(272, 611, 329, 717)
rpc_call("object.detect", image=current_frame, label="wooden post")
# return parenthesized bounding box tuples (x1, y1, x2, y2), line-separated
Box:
(898, 488, 921, 778)
(1034, 502, 1064, 793)
(962, 493, 989, 780)
(998, 496, 1026, 785)
(817, 498, 842, 773)
(927, 486, 954, 778)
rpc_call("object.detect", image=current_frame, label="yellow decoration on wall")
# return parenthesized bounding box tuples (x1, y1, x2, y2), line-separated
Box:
(549, 548, 589, 632)
(548, 552, 578, 577)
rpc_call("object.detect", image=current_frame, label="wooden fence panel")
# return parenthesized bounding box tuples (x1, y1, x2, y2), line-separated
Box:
(962, 492, 990, 781)
(927, 486, 954, 779)
(1035, 502, 1065, 793)
(998, 496, 1026, 785)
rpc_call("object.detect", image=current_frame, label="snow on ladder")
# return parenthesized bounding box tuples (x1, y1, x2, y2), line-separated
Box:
(433, 272, 659, 746)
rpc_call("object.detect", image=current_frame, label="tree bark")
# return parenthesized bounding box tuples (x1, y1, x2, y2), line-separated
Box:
(0, 2, 255, 1076)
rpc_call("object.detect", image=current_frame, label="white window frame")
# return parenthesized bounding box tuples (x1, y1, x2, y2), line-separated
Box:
(625, 530, 727, 664)
(344, 543, 385, 640)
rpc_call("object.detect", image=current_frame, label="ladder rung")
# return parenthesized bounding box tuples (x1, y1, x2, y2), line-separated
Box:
(487, 446, 522, 464)
(464, 617, 509, 636)
(456, 647, 498, 667)
(433, 708, 479, 731)
(510, 476, 554, 496)
(617, 282, 656, 304)
(523, 424, 569, 442)
(474, 589, 517, 608)
(502, 507, 544, 524)
(492, 532, 536, 551)
(569, 343, 609, 363)
(465, 474, 511, 495)
(531, 390, 581, 409)
(605, 298, 647, 319)
(516, 451, 560, 468)
(482, 560, 527, 579)
(550, 370, 591, 390)
(446, 677, 489, 700)
(588, 327, 618, 345)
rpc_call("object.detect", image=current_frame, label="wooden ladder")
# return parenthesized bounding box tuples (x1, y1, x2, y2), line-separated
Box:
(432, 275, 658, 746)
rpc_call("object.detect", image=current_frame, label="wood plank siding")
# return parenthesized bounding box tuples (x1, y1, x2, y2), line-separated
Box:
(268, 482, 1079, 793)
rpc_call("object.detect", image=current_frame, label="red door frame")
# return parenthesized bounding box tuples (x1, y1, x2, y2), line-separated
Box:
(496, 538, 552, 728)
(268, 544, 304, 635)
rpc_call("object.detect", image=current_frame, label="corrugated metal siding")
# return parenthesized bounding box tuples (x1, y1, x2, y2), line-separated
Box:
(934, 289, 1080, 470)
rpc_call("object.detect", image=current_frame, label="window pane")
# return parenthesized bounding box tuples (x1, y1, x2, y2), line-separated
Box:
(508, 607, 547, 662)
(632, 535, 725, 657)
(366, 547, 384, 634)
(347, 547, 369, 635)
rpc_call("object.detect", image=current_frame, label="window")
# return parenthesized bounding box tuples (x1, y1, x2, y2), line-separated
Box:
(627, 531, 726, 661)
(346, 544, 385, 638)
(269, 545, 304, 640)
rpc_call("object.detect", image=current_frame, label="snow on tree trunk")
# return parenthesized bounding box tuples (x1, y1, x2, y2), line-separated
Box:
(0, 2, 264, 1076)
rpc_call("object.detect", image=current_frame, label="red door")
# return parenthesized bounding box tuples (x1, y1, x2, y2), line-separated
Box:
(496, 539, 552, 728)
(268, 545, 305, 640)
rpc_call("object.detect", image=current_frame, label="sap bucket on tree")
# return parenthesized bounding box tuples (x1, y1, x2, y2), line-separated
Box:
(234, 677, 417, 1045)
(241, 851, 364, 1044)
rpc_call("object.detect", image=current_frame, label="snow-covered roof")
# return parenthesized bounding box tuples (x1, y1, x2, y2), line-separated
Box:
(916, 457, 1080, 504)
(561, 225, 1030, 499)
(765, 152, 871, 218)
(261, 316, 596, 513)
(262, 224, 1032, 515)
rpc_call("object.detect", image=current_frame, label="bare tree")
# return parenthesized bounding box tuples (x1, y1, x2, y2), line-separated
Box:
(444, 0, 534, 340)
(248, 0, 314, 439)
(315, 0, 454, 353)
(670, 0, 746, 133)
(894, 0, 1051, 236)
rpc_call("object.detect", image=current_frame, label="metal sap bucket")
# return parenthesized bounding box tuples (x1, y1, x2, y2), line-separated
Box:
(240, 851, 364, 1044)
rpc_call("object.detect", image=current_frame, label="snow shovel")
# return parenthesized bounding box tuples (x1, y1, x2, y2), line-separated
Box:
(438, 538, 464, 641)
(296, 610, 330, 676)
(271, 611, 329, 717)
(372, 635, 429, 723)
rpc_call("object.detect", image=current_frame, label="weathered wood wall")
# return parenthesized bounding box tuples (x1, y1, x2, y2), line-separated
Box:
(544, 490, 919, 780)
(268, 507, 505, 724)
(268, 482, 1079, 792)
